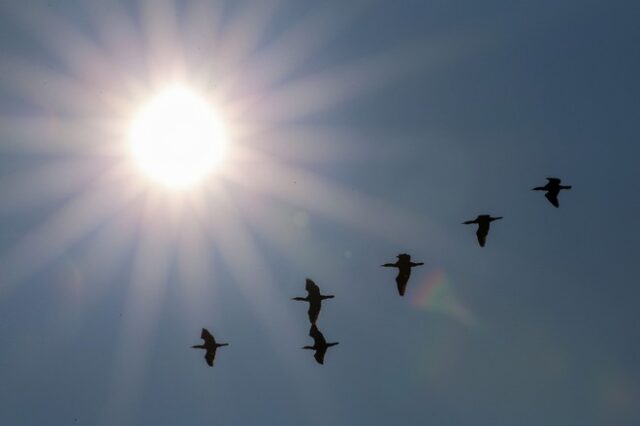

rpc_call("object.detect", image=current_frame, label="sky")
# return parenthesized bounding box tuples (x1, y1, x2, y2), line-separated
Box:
(0, 0, 639, 425)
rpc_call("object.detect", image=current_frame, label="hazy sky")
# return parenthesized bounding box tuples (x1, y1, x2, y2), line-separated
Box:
(1, 1, 639, 425)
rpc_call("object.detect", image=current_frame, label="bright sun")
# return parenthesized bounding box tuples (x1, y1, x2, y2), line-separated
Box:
(130, 86, 225, 188)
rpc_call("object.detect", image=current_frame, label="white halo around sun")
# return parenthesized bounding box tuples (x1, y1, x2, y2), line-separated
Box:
(130, 86, 226, 188)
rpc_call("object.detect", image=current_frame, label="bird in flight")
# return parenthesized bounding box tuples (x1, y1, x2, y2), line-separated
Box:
(462, 215, 503, 247)
(191, 328, 229, 367)
(303, 324, 339, 365)
(532, 177, 572, 208)
(292, 278, 335, 324)
(381, 253, 424, 296)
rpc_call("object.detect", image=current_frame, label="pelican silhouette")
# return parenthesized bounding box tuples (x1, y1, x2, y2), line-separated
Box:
(191, 328, 228, 367)
(381, 253, 424, 296)
(302, 324, 339, 365)
(462, 215, 502, 247)
(532, 177, 572, 208)
(291, 278, 334, 324)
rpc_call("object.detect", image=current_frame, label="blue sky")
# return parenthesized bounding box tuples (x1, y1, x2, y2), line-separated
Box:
(0, 1, 639, 425)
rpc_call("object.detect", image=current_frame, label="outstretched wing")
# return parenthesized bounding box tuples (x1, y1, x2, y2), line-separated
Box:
(201, 328, 216, 346)
(305, 278, 321, 298)
(545, 190, 560, 207)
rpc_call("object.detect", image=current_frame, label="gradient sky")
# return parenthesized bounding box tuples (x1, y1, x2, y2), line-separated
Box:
(1, 1, 639, 425)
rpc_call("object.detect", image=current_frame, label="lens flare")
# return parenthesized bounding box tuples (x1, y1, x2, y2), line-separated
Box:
(412, 268, 475, 327)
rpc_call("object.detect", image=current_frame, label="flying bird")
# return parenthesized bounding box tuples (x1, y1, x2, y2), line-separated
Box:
(381, 253, 424, 296)
(532, 177, 572, 208)
(191, 328, 228, 367)
(291, 278, 335, 324)
(462, 215, 503, 247)
(302, 324, 339, 365)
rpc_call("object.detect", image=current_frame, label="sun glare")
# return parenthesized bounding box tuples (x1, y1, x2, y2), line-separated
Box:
(130, 86, 225, 188)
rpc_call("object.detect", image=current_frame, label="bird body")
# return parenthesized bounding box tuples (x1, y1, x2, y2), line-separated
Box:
(191, 328, 228, 366)
(292, 278, 334, 324)
(532, 177, 571, 207)
(381, 253, 424, 296)
(303, 324, 339, 364)
(462, 215, 502, 247)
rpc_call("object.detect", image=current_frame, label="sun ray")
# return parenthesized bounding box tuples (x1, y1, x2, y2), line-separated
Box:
(103, 192, 178, 425)
(223, 145, 444, 245)
(225, 0, 371, 97)
(0, 162, 145, 293)
(239, 36, 463, 125)
(0, 157, 106, 216)
(205, 0, 285, 93)
(175, 212, 218, 326)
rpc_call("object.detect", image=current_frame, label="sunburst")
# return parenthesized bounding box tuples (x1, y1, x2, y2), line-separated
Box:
(0, 0, 442, 421)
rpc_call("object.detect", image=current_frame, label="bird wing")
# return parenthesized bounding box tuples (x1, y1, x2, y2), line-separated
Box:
(204, 349, 216, 366)
(395, 269, 410, 296)
(545, 190, 560, 207)
(314, 348, 326, 365)
(308, 300, 321, 324)
(305, 279, 321, 298)
(201, 328, 216, 346)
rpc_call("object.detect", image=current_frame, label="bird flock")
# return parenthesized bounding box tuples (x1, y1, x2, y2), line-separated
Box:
(192, 177, 571, 366)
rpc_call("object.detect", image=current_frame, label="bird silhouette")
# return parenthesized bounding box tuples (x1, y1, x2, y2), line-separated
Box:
(381, 253, 424, 296)
(302, 324, 339, 365)
(191, 328, 228, 367)
(532, 177, 572, 208)
(291, 278, 334, 324)
(462, 215, 502, 247)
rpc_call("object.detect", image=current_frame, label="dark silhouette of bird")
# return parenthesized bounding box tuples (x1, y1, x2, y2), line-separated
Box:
(532, 177, 572, 208)
(381, 253, 424, 296)
(191, 328, 228, 367)
(302, 324, 339, 365)
(462, 215, 502, 247)
(291, 278, 334, 324)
